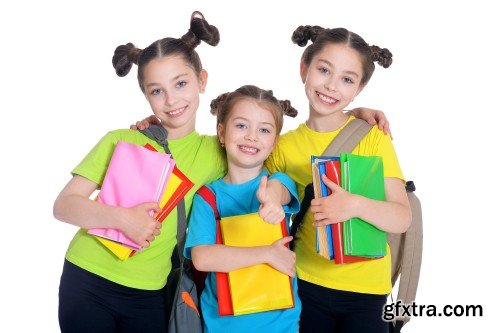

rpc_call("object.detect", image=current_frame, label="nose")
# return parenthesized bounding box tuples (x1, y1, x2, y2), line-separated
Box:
(244, 131, 258, 142)
(324, 77, 337, 92)
(164, 91, 177, 106)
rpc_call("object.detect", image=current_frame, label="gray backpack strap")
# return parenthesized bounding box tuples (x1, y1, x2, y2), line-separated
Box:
(323, 118, 373, 156)
(139, 125, 186, 262)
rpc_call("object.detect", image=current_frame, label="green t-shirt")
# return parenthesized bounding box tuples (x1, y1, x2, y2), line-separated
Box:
(66, 129, 226, 290)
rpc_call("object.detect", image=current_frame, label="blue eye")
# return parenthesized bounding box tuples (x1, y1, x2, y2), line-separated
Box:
(319, 67, 329, 74)
(260, 128, 271, 134)
(151, 88, 162, 95)
(343, 77, 354, 84)
(176, 80, 187, 88)
(235, 123, 247, 129)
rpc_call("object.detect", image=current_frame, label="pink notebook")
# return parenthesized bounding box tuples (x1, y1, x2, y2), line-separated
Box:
(88, 141, 175, 251)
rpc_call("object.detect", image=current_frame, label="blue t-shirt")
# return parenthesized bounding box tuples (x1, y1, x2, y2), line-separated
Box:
(184, 169, 301, 333)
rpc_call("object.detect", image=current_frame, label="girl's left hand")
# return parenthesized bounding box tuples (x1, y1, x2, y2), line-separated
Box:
(256, 176, 285, 225)
(310, 174, 356, 227)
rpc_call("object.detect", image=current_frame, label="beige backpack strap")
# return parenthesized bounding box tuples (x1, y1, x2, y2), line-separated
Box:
(323, 119, 373, 156)
(390, 183, 423, 331)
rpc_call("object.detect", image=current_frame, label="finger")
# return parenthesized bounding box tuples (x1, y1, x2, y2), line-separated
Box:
(143, 240, 151, 248)
(367, 116, 377, 125)
(143, 202, 161, 212)
(153, 229, 161, 236)
(130, 124, 138, 130)
(256, 176, 268, 203)
(314, 212, 326, 222)
(156, 222, 162, 229)
(321, 174, 340, 191)
(280, 236, 293, 246)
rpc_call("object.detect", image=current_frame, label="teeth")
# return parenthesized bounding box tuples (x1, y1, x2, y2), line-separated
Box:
(317, 93, 335, 104)
(239, 146, 258, 153)
(167, 106, 186, 115)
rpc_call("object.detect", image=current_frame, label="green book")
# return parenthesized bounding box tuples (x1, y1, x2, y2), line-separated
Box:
(340, 153, 387, 257)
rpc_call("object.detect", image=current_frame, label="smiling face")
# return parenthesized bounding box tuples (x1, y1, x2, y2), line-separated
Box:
(143, 54, 207, 139)
(217, 98, 278, 173)
(301, 43, 364, 120)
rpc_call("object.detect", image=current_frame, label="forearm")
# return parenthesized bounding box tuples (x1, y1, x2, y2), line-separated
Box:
(191, 244, 270, 272)
(351, 195, 411, 233)
(53, 193, 125, 230)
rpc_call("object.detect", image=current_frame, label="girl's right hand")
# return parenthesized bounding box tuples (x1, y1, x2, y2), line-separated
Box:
(120, 202, 162, 248)
(267, 236, 296, 277)
(129, 115, 161, 130)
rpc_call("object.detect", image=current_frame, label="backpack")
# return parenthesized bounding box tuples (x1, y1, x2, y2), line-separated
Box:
(290, 119, 423, 333)
(140, 125, 203, 333)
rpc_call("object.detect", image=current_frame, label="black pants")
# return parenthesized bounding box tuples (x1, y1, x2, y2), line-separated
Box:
(298, 279, 388, 333)
(58, 260, 167, 333)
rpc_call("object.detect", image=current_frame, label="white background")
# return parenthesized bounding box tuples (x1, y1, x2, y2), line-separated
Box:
(1, 0, 498, 331)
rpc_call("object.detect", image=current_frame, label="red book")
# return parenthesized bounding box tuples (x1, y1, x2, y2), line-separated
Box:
(324, 160, 371, 265)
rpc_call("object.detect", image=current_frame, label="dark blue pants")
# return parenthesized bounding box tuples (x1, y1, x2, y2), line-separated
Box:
(298, 279, 389, 333)
(59, 260, 167, 333)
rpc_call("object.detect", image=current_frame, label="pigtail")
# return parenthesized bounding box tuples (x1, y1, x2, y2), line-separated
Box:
(210, 92, 230, 116)
(181, 11, 220, 49)
(370, 45, 393, 68)
(112, 42, 142, 77)
(291, 25, 325, 47)
(278, 100, 298, 118)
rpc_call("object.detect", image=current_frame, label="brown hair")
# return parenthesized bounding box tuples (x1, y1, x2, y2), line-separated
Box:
(210, 85, 297, 143)
(112, 11, 219, 92)
(292, 25, 392, 86)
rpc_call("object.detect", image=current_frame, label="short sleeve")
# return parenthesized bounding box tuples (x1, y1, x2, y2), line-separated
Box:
(72, 132, 119, 186)
(183, 194, 217, 259)
(265, 141, 286, 174)
(268, 172, 300, 215)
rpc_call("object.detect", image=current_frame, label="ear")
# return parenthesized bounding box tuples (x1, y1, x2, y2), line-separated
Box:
(198, 69, 208, 93)
(300, 61, 308, 83)
(217, 122, 225, 145)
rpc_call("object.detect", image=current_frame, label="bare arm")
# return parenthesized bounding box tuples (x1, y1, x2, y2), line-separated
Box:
(191, 236, 296, 277)
(53, 175, 161, 247)
(311, 177, 411, 233)
(347, 107, 392, 138)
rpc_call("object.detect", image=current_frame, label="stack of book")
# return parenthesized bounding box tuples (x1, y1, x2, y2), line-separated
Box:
(87, 141, 194, 260)
(311, 153, 386, 264)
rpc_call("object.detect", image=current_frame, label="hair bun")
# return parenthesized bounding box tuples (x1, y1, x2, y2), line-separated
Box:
(370, 45, 393, 68)
(210, 92, 230, 115)
(279, 100, 298, 118)
(181, 11, 220, 49)
(291, 25, 325, 47)
(112, 43, 141, 77)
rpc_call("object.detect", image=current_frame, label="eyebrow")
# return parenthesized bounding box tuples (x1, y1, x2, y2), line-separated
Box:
(233, 117, 275, 128)
(144, 73, 188, 88)
(317, 59, 360, 78)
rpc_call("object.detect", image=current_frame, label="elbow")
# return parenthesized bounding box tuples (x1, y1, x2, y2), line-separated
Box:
(191, 247, 210, 272)
(398, 208, 412, 233)
(53, 197, 64, 222)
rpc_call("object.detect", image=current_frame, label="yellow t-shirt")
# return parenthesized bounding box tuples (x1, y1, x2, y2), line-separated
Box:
(265, 117, 404, 294)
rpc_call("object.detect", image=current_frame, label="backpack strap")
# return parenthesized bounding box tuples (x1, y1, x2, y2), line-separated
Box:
(290, 119, 373, 247)
(139, 125, 187, 263)
(388, 182, 423, 332)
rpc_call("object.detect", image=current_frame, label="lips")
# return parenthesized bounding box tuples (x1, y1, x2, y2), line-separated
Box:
(238, 145, 259, 154)
(316, 92, 338, 105)
(165, 106, 187, 118)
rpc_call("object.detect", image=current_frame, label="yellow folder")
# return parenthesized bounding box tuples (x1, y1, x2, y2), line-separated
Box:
(220, 213, 294, 315)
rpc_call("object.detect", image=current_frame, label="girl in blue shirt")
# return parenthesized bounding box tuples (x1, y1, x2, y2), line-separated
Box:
(183, 85, 301, 333)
